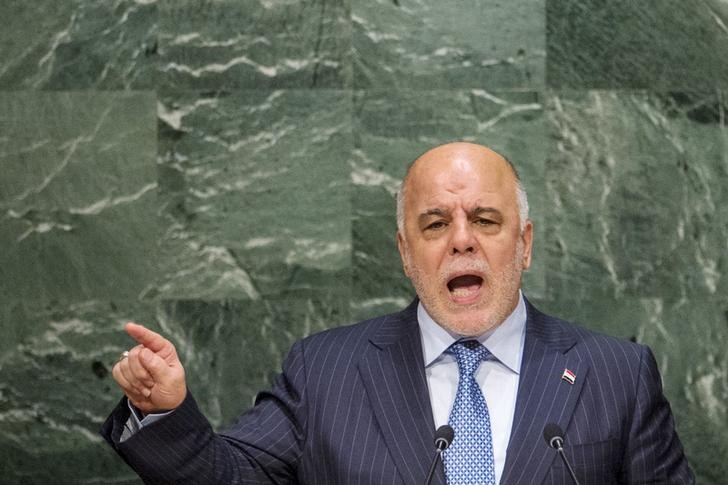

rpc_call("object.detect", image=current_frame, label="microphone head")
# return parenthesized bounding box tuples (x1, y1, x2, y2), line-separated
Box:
(543, 423, 565, 449)
(434, 425, 454, 450)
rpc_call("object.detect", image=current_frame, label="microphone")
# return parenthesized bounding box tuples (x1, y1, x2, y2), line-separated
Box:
(543, 423, 580, 485)
(424, 425, 454, 485)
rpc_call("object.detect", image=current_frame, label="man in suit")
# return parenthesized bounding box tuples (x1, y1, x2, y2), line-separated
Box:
(103, 142, 694, 484)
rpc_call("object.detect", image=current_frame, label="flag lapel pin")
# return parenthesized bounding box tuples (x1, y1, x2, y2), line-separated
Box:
(561, 368, 576, 385)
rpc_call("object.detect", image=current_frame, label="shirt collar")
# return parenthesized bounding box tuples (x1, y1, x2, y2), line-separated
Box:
(418, 291, 527, 374)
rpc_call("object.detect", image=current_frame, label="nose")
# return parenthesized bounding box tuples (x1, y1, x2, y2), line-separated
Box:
(449, 218, 476, 255)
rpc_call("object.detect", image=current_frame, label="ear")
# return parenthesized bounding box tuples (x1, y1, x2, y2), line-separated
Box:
(396, 231, 411, 277)
(520, 220, 534, 270)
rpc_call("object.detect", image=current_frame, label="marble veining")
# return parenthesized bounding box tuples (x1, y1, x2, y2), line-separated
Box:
(1, 0, 727, 482)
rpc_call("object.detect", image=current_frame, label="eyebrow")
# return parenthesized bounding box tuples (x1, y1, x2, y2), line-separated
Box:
(418, 208, 449, 226)
(417, 206, 502, 225)
(470, 206, 502, 217)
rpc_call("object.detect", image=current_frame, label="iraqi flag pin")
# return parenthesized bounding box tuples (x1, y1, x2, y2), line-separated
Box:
(561, 368, 576, 385)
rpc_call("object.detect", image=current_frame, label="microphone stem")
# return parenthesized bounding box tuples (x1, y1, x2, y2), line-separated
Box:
(424, 449, 443, 485)
(556, 445, 580, 485)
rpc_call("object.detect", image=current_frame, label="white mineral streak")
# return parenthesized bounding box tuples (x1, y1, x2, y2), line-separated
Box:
(695, 373, 727, 422)
(471, 90, 510, 105)
(157, 98, 219, 131)
(479, 59, 504, 67)
(351, 165, 400, 197)
(260, 0, 299, 9)
(46, 420, 104, 443)
(707, 4, 728, 35)
(162, 57, 279, 78)
(245, 237, 276, 249)
(433, 47, 464, 57)
(286, 239, 349, 267)
(363, 30, 400, 43)
(169, 33, 201, 45)
(35, 13, 77, 88)
(350, 149, 400, 197)
(591, 94, 623, 294)
(228, 128, 293, 153)
(635, 96, 685, 155)
(695, 249, 719, 293)
(15, 220, 73, 242)
(476, 102, 542, 132)
(156, 239, 261, 300)
(637, 298, 673, 345)
(200, 245, 259, 299)
(10, 104, 113, 205)
(351, 297, 411, 311)
(68, 183, 157, 216)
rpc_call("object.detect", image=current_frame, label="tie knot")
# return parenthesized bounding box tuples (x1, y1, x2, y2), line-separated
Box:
(449, 340, 489, 377)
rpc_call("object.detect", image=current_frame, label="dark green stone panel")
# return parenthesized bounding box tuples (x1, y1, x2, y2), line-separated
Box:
(353, 0, 545, 89)
(157, 0, 352, 90)
(351, 89, 547, 321)
(542, 91, 727, 311)
(541, 91, 728, 484)
(0, 91, 159, 321)
(155, 90, 352, 302)
(547, 0, 728, 89)
(0, 1, 157, 90)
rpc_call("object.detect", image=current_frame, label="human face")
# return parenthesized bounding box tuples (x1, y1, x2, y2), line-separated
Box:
(397, 143, 533, 336)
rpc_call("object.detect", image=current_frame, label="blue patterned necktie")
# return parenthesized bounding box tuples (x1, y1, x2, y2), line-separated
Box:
(443, 340, 496, 485)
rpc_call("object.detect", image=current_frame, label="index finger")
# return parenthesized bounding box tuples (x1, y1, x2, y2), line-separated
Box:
(124, 322, 172, 354)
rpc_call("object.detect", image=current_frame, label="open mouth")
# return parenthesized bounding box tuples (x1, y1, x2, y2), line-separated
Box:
(447, 274, 483, 303)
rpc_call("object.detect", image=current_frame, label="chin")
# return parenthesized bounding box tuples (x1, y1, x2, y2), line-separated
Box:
(440, 308, 502, 336)
(421, 298, 504, 337)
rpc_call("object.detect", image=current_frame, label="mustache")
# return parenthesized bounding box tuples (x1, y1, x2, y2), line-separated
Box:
(438, 259, 491, 283)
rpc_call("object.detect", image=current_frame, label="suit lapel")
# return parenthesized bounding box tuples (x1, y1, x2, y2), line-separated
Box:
(501, 302, 589, 485)
(359, 301, 443, 485)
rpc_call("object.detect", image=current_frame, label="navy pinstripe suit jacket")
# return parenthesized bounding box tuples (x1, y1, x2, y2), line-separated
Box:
(101, 298, 694, 484)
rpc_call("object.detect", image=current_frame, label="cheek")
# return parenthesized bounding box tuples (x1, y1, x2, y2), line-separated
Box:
(481, 238, 520, 265)
(414, 244, 447, 270)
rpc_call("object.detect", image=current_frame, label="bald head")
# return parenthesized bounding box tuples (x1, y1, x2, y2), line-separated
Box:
(396, 142, 529, 233)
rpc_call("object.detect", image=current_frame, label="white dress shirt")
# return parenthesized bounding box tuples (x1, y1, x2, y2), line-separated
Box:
(418, 291, 527, 485)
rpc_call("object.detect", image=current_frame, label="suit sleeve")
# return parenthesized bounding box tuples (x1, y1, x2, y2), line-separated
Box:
(100, 339, 309, 484)
(621, 344, 694, 484)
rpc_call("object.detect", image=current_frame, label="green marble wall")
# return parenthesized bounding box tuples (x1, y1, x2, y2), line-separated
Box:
(1, 1, 725, 483)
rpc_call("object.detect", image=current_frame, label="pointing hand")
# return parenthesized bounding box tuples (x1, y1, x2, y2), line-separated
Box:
(112, 323, 187, 414)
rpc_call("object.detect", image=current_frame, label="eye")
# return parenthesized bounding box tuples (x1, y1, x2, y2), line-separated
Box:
(474, 218, 496, 226)
(425, 221, 447, 231)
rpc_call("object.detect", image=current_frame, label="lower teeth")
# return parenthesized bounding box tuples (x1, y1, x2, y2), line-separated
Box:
(451, 288, 476, 297)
